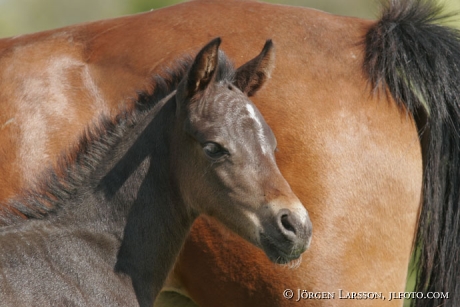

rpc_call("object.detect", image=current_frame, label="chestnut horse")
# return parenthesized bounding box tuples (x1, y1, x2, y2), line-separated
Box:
(0, 0, 458, 306)
(0, 38, 311, 306)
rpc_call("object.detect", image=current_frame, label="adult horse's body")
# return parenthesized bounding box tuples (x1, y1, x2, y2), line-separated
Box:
(0, 0, 458, 307)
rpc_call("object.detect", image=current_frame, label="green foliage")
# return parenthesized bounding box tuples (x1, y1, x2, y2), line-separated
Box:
(0, 0, 127, 37)
(128, 0, 185, 12)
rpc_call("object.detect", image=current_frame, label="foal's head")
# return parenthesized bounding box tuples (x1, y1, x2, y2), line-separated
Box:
(173, 38, 312, 263)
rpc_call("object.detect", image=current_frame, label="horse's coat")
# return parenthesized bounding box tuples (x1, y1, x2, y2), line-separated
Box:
(0, 0, 459, 306)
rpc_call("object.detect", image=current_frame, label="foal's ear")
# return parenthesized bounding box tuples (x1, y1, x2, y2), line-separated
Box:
(234, 40, 275, 97)
(185, 37, 221, 97)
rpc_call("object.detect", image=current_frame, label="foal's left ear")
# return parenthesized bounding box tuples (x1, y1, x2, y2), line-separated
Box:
(185, 37, 221, 97)
(234, 40, 275, 97)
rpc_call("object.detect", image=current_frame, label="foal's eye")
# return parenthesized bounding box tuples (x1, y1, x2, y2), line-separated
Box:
(203, 142, 228, 160)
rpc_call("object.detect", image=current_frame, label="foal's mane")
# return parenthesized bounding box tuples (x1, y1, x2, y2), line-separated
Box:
(1, 51, 236, 226)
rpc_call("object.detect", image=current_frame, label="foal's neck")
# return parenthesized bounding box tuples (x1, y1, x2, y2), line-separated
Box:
(101, 98, 196, 304)
(67, 93, 196, 304)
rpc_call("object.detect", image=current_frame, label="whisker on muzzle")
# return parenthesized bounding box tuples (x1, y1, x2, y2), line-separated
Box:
(280, 255, 302, 269)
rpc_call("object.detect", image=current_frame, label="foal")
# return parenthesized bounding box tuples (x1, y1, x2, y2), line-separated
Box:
(0, 38, 312, 306)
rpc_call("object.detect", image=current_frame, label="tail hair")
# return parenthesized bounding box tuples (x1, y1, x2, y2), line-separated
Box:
(364, 1, 460, 306)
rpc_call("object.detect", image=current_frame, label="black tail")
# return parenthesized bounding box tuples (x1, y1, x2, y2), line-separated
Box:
(364, 1, 460, 306)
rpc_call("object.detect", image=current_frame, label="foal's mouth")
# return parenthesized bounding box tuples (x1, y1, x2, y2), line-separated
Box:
(259, 232, 310, 264)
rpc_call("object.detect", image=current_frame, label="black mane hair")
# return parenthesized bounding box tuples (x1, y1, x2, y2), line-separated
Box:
(0, 51, 236, 226)
(364, 1, 460, 306)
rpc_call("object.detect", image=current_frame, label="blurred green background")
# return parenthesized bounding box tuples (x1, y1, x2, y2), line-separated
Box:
(0, 1, 457, 306)
(1, 0, 459, 38)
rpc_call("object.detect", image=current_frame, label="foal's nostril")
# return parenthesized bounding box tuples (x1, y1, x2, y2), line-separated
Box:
(277, 209, 300, 240)
(281, 214, 296, 234)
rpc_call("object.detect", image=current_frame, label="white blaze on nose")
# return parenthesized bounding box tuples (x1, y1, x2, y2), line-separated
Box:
(245, 103, 269, 155)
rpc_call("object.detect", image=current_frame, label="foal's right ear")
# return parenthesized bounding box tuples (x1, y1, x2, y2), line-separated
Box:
(185, 37, 221, 98)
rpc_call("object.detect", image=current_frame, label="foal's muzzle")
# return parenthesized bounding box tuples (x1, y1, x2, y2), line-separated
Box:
(260, 206, 312, 264)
